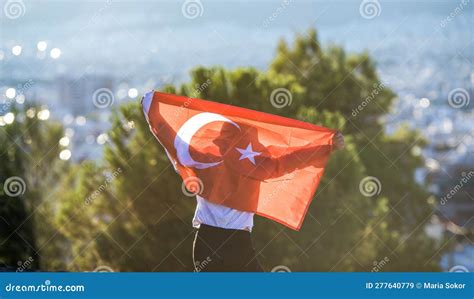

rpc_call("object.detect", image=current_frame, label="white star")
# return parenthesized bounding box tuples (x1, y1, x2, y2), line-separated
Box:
(235, 142, 261, 165)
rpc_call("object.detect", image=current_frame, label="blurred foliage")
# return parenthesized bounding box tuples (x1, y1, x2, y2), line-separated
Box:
(2, 29, 442, 271)
(0, 103, 69, 270)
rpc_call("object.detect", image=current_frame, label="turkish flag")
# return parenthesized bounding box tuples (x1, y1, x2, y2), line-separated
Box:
(142, 91, 336, 230)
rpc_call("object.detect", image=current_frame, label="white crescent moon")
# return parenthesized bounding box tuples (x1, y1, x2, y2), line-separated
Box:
(174, 112, 240, 169)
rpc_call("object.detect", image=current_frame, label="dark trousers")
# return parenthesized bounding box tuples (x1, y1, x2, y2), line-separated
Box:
(193, 224, 263, 272)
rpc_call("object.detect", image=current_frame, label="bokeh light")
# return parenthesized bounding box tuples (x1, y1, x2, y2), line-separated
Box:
(50, 48, 61, 59)
(12, 45, 22, 56)
(37, 41, 48, 51)
(59, 136, 70, 147)
(37, 109, 51, 120)
(59, 149, 72, 161)
(5, 88, 16, 99)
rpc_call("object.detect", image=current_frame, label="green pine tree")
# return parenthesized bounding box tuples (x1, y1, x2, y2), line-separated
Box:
(56, 28, 442, 272)
(1, 103, 69, 270)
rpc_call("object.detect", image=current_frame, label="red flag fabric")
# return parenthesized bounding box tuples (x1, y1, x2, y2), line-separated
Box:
(142, 91, 336, 230)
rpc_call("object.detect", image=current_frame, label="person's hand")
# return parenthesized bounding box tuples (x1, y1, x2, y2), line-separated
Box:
(332, 131, 345, 150)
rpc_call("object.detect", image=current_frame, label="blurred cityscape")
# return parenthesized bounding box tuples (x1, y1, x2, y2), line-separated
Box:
(1, 0, 472, 270)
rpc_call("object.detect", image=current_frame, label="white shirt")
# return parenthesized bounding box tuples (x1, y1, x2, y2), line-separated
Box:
(193, 195, 254, 231)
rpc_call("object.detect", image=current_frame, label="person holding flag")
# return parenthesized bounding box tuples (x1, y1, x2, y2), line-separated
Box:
(141, 91, 344, 272)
